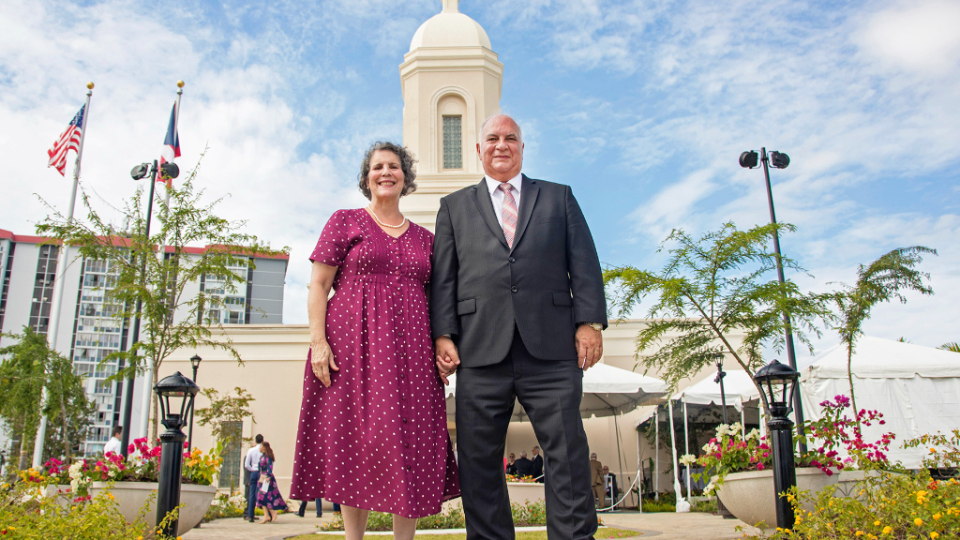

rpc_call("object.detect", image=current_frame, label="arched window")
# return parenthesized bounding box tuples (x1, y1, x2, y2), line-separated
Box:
(438, 94, 467, 170)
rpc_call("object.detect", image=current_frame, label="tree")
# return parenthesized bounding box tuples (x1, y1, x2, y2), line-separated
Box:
(0, 327, 94, 465)
(940, 342, 960, 353)
(36, 156, 288, 441)
(832, 246, 936, 419)
(193, 386, 256, 448)
(603, 222, 832, 398)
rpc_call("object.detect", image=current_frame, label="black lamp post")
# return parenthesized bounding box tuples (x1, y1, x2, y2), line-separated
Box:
(740, 148, 807, 452)
(154, 371, 199, 537)
(753, 359, 800, 530)
(713, 351, 728, 425)
(187, 354, 202, 451)
(120, 160, 180, 458)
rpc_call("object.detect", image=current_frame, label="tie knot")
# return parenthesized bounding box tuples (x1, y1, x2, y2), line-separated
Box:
(498, 183, 513, 194)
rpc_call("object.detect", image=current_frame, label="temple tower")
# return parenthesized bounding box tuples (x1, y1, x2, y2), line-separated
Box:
(399, 0, 504, 230)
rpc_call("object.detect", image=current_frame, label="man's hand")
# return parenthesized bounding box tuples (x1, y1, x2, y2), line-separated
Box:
(310, 337, 338, 387)
(435, 336, 461, 385)
(575, 324, 603, 370)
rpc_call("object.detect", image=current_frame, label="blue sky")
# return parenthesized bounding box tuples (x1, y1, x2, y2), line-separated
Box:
(2, 0, 958, 366)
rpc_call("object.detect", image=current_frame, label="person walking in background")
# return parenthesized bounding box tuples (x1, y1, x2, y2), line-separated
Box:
(432, 113, 607, 540)
(256, 441, 288, 523)
(244, 434, 264, 522)
(590, 453, 605, 509)
(290, 141, 460, 540)
(296, 498, 323, 518)
(103, 425, 122, 456)
(531, 446, 544, 482)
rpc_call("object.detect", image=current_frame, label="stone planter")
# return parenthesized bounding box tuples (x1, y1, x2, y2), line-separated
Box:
(506, 482, 545, 504)
(89, 481, 217, 536)
(716, 468, 837, 528)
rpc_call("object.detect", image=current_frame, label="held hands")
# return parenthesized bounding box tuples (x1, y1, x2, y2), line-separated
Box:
(310, 337, 338, 387)
(575, 324, 603, 371)
(435, 336, 461, 385)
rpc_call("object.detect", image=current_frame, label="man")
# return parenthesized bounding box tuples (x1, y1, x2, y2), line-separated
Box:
(514, 451, 533, 478)
(506, 453, 518, 476)
(244, 434, 264, 522)
(531, 446, 544, 482)
(602, 466, 619, 509)
(103, 425, 123, 455)
(296, 498, 323, 518)
(432, 114, 607, 540)
(590, 453, 604, 509)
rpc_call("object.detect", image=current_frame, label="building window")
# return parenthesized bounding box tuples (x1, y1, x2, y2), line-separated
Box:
(443, 115, 462, 169)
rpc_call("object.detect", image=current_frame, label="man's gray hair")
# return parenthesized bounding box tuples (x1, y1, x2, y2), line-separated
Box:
(478, 113, 522, 143)
(520, 450, 528, 457)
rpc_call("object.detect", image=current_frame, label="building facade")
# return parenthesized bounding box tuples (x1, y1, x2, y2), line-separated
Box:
(0, 228, 288, 455)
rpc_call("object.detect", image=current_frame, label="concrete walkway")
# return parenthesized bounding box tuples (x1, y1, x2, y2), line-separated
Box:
(182, 511, 761, 540)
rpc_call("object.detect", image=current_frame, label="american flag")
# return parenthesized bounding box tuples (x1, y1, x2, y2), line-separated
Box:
(159, 102, 181, 183)
(47, 105, 86, 176)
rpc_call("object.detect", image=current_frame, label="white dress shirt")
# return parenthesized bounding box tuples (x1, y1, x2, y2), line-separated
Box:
(484, 173, 523, 227)
(244, 445, 263, 473)
(103, 436, 122, 455)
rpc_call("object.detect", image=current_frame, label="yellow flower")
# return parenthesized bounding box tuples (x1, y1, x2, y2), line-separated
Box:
(882, 526, 893, 535)
(933, 513, 941, 520)
(931, 533, 939, 539)
(930, 447, 937, 453)
(874, 520, 882, 527)
(855, 532, 864, 537)
(107, 493, 115, 500)
(914, 518, 923, 526)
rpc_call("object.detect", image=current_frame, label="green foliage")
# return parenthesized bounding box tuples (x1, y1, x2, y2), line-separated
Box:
(35, 154, 289, 440)
(0, 478, 154, 539)
(690, 498, 718, 513)
(0, 327, 95, 463)
(318, 501, 547, 531)
(203, 488, 247, 522)
(194, 387, 256, 447)
(747, 472, 960, 540)
(830, 246, 936, 420)
(641, 498, 676, 512)
(938, 342, 959, 353)
(603, 222, 831, 395)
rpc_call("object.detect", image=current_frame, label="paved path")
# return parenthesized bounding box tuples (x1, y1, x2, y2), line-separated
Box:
(182, 511, 761, 540)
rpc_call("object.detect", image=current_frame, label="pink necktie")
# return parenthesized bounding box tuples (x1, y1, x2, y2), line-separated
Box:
(498, 183, 517, 248)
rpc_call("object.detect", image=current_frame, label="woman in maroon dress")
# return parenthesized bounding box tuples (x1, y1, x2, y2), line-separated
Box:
(290, 141, 459, 539)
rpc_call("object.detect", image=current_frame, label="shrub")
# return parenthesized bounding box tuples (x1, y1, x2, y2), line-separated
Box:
(203, 489, 247, 522)
(318, 501, 547, 531)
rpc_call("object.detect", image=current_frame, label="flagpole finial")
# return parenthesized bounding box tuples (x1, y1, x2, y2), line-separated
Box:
(86, 82, 94, 89)
(177, 80, 185, 88)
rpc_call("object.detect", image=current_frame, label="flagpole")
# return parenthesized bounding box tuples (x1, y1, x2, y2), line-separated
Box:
(33, 82, 94, 468)
(139, 81, 184, 440)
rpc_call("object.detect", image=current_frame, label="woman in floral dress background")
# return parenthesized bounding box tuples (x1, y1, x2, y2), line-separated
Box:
(256, 442, 288, 523)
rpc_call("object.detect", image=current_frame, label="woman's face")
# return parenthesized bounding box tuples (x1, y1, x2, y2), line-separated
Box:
(366, 150, 405, 202)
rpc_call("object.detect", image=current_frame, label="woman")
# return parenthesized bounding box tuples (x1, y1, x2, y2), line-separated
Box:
(290, 141, 459, 540)
(256, 442, 288, 523)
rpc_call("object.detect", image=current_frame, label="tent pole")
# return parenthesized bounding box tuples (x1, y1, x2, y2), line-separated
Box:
(614, 412, 625, 511)
(668, 400, 683, 507)
(636, 428, 643, 514)
(655, 408, 659, 500)
(683, 400, 691, 497)
(760, 402, 766, 439)
(741, 408, 745, 438)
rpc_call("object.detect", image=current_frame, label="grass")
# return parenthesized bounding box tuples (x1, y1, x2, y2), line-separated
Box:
(289, 527, 643, 540)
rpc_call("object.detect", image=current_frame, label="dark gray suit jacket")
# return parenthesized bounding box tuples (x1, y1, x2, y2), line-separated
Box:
(431, 175, 607, 367)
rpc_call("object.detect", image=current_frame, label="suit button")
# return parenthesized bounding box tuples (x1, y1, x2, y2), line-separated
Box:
(509, 257, 516, 263)
(511, 286, 518, 293)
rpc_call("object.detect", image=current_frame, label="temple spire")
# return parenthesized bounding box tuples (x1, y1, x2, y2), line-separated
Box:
(442, 0, 459, 13)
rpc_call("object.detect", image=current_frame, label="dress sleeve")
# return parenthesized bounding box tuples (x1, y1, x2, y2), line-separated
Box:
(309, 210, 352, 267)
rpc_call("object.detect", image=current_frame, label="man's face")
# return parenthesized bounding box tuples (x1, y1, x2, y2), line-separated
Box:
(532, 447, 539, 456)
(477, 115, 523, 182)
(591, 453, 597, 460)
(603, 467, 609, 475)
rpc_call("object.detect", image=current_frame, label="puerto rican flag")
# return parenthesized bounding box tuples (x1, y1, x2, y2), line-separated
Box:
(47, 105, 86, 176)
(159, 102, 180, 183)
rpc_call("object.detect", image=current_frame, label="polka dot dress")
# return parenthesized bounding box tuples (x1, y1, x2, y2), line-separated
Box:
(290, 208, 460, 519)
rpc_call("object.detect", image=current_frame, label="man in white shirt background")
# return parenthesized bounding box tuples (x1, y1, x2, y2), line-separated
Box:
(103, 425, 123, 456)
(244, 434, 264, 522)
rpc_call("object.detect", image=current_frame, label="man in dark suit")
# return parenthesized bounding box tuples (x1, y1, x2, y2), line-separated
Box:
(531, 446, 544, 482)
(432, 114, 607, 540)
(514, 450, 534, 478)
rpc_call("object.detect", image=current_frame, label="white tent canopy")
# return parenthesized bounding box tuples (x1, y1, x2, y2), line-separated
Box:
(676, 370, 759, 412)
(445, 362, 668, 421)
(794, 336, 960, 469)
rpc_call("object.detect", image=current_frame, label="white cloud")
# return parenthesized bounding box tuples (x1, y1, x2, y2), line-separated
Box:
(854, 0, 960, 74)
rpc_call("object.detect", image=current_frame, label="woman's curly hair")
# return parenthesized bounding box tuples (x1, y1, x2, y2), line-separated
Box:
(357, 141, 417, 200)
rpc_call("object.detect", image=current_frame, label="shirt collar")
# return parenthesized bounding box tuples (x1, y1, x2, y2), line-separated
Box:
(485, 173, 523, 195)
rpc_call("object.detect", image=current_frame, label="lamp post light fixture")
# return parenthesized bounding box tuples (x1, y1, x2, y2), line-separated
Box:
(120, 160, 181, 458)
(187, 354, 202, 452)
(740, 147, 807, 453)
(753, 359, 800, 530)
(713, 351, 729, 425)
(154, 371, 200, 537)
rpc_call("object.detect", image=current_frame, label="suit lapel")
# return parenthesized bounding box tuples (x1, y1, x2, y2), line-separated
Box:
(511, 174, 539, 253)
(473, 178, 509, 249)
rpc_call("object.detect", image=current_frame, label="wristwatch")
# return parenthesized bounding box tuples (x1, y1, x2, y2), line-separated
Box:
(580, 322, 603, 332)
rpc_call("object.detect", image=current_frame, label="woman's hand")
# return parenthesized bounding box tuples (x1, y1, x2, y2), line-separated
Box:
(311, 338, 338, 387)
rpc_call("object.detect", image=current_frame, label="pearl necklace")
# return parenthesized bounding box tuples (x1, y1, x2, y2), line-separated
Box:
(368, 207, 407, 229)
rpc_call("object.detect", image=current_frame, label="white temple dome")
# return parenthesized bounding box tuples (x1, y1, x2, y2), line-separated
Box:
(409, 0, 492, 51)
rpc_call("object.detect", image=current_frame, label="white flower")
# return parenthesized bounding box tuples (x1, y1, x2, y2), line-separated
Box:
(704, 442, 719, 454)
(729, 422, 743, 435)
(679, 454, 698, 466)
(704, 478, 717, 495)
(715, 424, 731, 437)
(745, 428, 762, 441)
